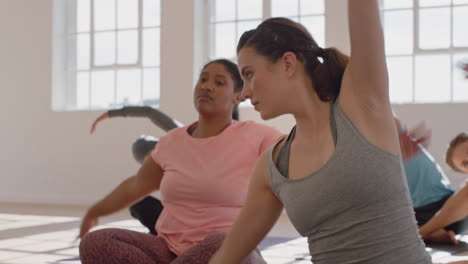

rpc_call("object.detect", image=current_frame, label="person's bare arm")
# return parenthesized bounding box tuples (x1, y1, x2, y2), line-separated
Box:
(209, 152, 283, 264)
(91, 106, 181, 134)
(345, 0, 388, 101)
(90, 112, 109, 134)
(78, 157, 163, 238)
(108, 106, 180, 132)
(395, 118, 432, 161)
(339, 0, 399, 156)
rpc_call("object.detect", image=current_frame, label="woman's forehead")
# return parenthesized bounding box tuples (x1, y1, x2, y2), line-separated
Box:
(237, 47, 257, 64)
(202, 63, 229, 77)
(453, 142, 468, 162)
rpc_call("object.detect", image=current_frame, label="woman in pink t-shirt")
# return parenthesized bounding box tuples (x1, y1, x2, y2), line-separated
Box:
(78, 59, 283, 264)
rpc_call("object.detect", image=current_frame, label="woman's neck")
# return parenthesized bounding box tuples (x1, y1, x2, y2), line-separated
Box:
(289, 84, 332, 144)
(284, 70, 332, 138)
(191, 114, 233, 138)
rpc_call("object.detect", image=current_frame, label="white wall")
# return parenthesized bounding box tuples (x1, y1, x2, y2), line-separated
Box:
(0, 0, 170, 205)
(0, 0, 467, 206)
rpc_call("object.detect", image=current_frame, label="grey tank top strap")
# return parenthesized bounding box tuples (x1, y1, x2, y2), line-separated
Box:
(268, 101, 431, 264)
(275, 103, 337, 177)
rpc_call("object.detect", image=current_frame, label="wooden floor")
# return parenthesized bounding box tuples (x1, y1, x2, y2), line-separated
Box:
(2, 202, 468, 264)
(0, 202, 300, 264)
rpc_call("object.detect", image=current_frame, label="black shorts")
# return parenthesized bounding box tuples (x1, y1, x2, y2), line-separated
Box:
(414, 195, 468, 234)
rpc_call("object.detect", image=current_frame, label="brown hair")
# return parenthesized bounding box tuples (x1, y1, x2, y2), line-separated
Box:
(237, 17, 349, 102)
(446, 132, 468, 172)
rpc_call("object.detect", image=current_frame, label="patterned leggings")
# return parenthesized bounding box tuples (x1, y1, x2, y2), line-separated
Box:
(79, 228, 266, 264)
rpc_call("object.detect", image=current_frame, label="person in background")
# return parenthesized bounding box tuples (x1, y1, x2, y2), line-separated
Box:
(90, 107, 181, 235)
(397, 119, 468, 245)
(447, 133, 468, 175)
(79, 59, 283, 264)
(89, 100, 244, 235)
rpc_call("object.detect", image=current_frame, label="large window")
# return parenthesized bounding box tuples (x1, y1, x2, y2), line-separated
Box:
(382, 0, 468, 103)
(54, 0, 160, 111)
(208, 0, 325, 60)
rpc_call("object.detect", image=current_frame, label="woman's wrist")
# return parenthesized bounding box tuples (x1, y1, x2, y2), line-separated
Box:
(86, 204, 102, 218)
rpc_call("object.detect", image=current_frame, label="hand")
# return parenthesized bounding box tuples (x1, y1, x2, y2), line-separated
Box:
(408, 121, 431, 149)
(399, 122, 432, 161)
(399, 131, 420, 161)
(90, 112, 109, 134)
(78, 210, 99, 239)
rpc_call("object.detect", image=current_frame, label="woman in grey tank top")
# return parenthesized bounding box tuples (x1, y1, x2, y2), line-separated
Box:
(209, 1, 464, 264)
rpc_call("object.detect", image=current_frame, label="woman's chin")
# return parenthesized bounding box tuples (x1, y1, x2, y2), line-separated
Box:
(259, 110, 276, 120)
(196, 107, 221, 118)
(259, 106, 285, 120)
(195, 103, 212, 113)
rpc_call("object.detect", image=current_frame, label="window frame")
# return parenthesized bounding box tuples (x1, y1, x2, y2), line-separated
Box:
(205, 0, 326, 61)
(54, 0, 161, 111)
(381, 0, 468, 103)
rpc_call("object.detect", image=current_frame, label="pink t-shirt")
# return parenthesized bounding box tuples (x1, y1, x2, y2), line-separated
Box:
(151, 120, 283, 255)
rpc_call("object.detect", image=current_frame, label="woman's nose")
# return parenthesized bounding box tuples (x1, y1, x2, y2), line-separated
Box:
(201, 83, 214, 92)
(241, 86, 251, 100)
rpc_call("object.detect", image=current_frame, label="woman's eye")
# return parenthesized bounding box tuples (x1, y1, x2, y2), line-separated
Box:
(216, 81, 225, 86)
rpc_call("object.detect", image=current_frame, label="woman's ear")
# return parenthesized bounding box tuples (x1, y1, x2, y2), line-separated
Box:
(282, 51, 298, 78)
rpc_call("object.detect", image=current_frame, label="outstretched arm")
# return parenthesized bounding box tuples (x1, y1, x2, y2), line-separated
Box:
(209, 152, 283, 264)
(108, 106, 181, 132)
(78, 157, 163, 238)
(109, 106, 179, 132)
(339, 0, 399, 156)
(346, 0, 388, 101)
(395, 117, 432, 161)
(90, 106, 181, 134)
(90, 112, 109, 134)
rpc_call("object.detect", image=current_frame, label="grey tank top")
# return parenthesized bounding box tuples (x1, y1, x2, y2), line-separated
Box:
(268, 102, 431, 264)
